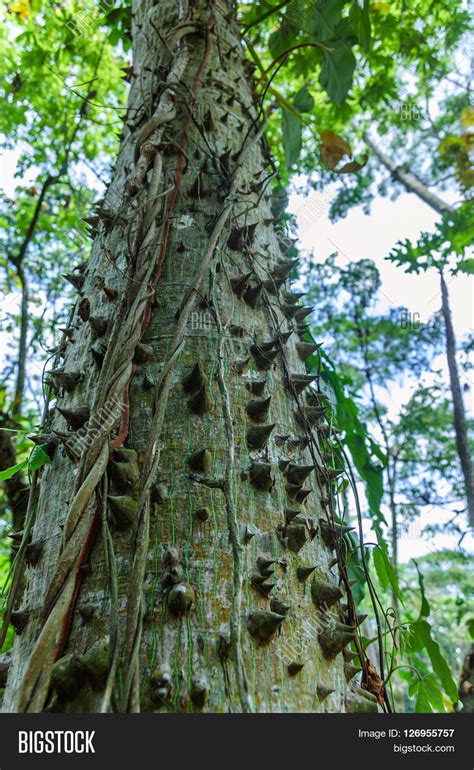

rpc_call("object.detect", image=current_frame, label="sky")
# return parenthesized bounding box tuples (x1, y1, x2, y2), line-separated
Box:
(290, 183, 473, 335)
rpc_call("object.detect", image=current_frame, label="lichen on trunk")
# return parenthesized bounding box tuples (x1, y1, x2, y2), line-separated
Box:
(3, 0, 371, 714)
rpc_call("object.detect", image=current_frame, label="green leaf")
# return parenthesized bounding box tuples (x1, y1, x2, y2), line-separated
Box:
(349, 0, 371, 52)
(413, 559, 430, 618)
(319, 45, 356, 105)
(383, 548, 404, 604)
(308, 0, 345, 41)
(28, 444, 52, 471)
(320, 356, 386, 527)
(373, 546, 389, 590)
(293, 86, 315, 113)
(375, 540, 404, 604)
(421, 673, 446, 712)
(345, 432, 385, 525)
(108, 28, 121, 46)
(0, 460, 28, 482)
(282, 108, 303, 169)
(269, 26, 295, 59)
(415, 680, 433, 713)
(412, 672, 446, 713)
(345, 537, 366, 604)
(407, 624, 424, 654)
(412, 620, 458, 703)
(336, 477, 349, 494)
(408, 676, 419, 698)
(281, 87, 314, 168)
(456, 258, 474, 274)
(467, 618, 474, 639)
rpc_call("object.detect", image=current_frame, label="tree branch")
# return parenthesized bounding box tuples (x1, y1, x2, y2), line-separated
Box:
(365, 136, 454, 216)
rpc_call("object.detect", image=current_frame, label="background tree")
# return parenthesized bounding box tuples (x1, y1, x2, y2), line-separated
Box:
(0, 2, 127, 533)
(305, 30, 474, 524)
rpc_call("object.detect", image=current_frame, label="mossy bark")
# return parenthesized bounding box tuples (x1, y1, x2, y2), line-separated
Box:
(3, 0, 361, 713)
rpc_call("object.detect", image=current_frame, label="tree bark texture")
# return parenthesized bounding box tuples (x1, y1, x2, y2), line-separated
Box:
(3, 0, 374, 714)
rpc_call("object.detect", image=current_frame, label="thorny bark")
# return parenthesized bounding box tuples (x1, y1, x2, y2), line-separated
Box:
(3, 0, 379, 714)
(367, 137, 473, 529)
(0, 652, 10, 688)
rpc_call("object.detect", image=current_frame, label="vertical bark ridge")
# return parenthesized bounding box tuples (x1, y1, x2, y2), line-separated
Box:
(214, 296, 252, 712)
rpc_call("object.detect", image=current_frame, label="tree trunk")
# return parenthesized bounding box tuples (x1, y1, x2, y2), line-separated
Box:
(2, 0, 373, 714)
(439, 272, 474, 528)
(365, 137, 453, 216)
